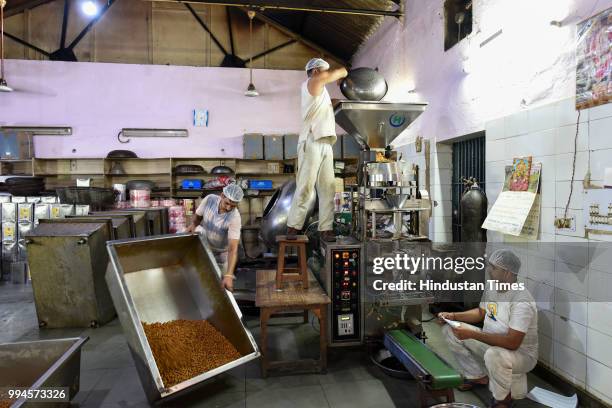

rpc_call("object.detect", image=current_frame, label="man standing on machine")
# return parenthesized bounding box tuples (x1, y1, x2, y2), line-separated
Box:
(286, 58, 348, 243)
(438, 249, 538, 408)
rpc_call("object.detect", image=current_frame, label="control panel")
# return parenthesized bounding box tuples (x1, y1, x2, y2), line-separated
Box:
(331, 249, 360, 342)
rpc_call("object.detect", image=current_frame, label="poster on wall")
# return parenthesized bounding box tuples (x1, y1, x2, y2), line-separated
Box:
(482, 161, 541, 238)
(576, 7, 612, 110)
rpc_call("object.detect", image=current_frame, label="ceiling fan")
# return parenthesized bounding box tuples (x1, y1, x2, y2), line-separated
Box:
(0, 0, 13, 92)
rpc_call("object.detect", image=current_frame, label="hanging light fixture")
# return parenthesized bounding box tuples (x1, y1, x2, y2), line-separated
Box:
(0, 0, 13, 93)
(245, 10, 259, 97)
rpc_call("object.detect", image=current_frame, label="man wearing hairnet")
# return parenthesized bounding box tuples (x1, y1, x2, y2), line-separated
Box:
(286, 58, 348, 242)
(438, 249, 538, 408)
(186, 184, 244, 291)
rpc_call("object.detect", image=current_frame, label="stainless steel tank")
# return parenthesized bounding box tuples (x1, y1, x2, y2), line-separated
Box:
(260, 181, 316, 248)
(0, 337, 88, 408)
(340, 68, 388, 101)
(460, 181, 488, 242)
(26, 222, 116, 328)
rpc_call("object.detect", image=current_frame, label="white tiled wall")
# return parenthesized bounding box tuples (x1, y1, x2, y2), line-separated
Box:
(480, 97, 612, 404)
(407, 96, 612, 402)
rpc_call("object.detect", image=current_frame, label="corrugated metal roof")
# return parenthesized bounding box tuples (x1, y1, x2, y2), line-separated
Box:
(260, 0, 399, 62)
(4, 0, 400, 63)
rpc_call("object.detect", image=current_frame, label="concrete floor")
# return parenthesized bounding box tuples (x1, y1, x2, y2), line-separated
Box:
(1, 282, 562, 408)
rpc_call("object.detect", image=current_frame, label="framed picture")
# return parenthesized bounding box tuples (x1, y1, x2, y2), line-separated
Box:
(576, 7, 612, 110)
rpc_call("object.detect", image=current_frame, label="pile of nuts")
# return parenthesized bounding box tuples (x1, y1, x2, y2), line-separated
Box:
(0, 399, 14, 408)
(142, 319, 241, 387)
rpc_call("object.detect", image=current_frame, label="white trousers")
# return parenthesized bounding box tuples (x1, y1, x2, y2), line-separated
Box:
(442, 323, 536, 400)
(287, 134, 335, 231)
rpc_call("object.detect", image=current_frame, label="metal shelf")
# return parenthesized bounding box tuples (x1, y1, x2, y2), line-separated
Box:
(237, 173, 293, 176)
(0, 159, 33, 162)
(36, 173, 105, 176)
(104, 173, 170, 176)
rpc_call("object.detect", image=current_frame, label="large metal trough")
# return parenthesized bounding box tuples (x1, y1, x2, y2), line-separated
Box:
(0, 337, 88, 407)
(105, 234, 260, 402)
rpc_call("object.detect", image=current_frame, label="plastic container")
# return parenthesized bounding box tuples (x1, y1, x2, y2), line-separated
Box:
(130, 189, 151, 208)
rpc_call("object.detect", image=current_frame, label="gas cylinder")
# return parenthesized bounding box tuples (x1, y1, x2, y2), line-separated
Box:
(460, 178, 487, 242)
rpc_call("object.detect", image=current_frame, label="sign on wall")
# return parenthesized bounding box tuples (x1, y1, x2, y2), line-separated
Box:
(576, 7, 612, 110)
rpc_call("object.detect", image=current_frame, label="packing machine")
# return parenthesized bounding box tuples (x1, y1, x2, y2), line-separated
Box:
(319, 101, 434, 346)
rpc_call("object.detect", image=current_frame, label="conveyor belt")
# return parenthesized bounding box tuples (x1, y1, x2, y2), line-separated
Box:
(384, 330, 462, 390)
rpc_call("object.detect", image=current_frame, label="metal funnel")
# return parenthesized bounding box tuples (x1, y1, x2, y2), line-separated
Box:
(385, 193, 409, 209)
(334, 101, 427, 149)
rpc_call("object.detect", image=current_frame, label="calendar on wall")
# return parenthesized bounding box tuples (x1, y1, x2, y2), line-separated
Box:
(576, 7, 612, 110)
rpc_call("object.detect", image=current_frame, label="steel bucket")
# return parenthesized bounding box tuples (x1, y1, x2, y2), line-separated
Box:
(0, 337, 88, 407)
(105, 234, 260, 402)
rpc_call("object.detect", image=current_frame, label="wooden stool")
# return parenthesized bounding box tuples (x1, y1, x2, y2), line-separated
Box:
(275, 235, 309, 289)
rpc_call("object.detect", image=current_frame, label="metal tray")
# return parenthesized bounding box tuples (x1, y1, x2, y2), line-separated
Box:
(105, 234, 260, 402)
(0, 337, 88, 407)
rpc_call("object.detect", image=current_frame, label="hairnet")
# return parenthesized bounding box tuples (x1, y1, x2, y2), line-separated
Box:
(488, 249, 521, 275)
(223, 183, 244, 203)
(305, 58, 330, 72)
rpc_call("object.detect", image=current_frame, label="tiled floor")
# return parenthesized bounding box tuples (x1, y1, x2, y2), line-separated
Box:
(1, 282, 562, 407)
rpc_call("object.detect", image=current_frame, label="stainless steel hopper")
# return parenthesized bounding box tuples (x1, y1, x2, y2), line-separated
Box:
(334, 101, 427, 149)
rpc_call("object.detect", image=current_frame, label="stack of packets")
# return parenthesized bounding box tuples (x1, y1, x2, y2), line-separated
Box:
(1, 196, 88, 274)
(482, 157, 542, 239)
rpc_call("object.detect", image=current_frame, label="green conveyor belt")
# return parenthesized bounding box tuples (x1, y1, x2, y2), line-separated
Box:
(386, 330, 462, 390)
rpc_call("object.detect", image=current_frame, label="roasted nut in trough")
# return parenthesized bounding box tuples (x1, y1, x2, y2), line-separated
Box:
(142, 319, 242, 387)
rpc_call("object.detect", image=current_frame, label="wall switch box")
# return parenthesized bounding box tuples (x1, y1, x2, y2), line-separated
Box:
(555, 217, 576, 231)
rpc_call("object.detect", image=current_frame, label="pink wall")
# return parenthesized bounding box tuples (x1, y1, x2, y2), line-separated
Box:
(352, 0, 612, 146)
(0, 59, 311, 158)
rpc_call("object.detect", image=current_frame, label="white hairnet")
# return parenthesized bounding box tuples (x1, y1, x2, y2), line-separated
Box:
(488, 249, 521, 275)
(305, 58, 330, 72)
(223, 183, 244, 202)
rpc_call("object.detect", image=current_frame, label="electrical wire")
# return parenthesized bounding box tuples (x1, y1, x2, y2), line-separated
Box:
(1, 0, 5, 80)
(563, 110, 582, 220)
(248, 10, 254, 84)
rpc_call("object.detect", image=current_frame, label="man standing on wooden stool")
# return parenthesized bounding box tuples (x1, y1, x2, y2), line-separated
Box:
(286, 57, 348, 243)
(186, 183, 243, 292)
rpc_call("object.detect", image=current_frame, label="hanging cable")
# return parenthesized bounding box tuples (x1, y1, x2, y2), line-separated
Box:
(563, 109, 581, 220)
(249, 10, 254, 83)
(1, 0, 5, 79)
(244, 10, 258, 96)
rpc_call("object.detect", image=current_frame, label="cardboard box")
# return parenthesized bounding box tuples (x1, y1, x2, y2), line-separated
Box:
(243, 133, 264, 159)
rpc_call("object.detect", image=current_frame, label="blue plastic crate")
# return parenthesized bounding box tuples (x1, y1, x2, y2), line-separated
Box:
(181, 179, 204, 189)
(248, 180, 273, 190)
